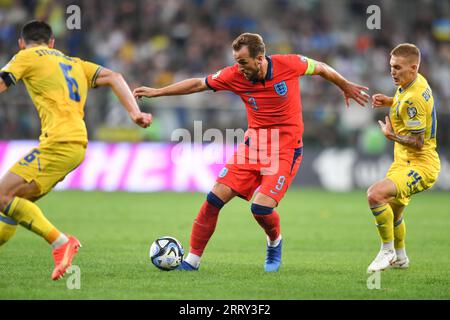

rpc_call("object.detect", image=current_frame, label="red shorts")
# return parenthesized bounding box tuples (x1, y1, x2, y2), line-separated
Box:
(216, 142, 303, 203)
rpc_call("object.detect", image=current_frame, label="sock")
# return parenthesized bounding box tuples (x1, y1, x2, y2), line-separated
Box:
(189, 192, 224, 257)
(268, 235, 282, 247)
(370, 203, 394, 245)
(396, 247, 407, 260)
(51, 233, 69, 249)
(185, 253, 201, 269)
(394, 217, 406, 250)
(0, 212, 18, 246)
(251, 203, 280, 241)
(3, 197, 63, 245)
(381, 240, 394, 251)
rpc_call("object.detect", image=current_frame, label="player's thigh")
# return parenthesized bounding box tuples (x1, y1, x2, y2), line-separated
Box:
(8, 143, 86, 198)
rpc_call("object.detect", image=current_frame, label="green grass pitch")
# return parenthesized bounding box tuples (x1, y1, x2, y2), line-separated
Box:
(0, 188, 449, 299)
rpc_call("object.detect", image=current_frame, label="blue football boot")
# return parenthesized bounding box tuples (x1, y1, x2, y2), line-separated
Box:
(176, 260, 199, 271)
(264, 239, 282, 272)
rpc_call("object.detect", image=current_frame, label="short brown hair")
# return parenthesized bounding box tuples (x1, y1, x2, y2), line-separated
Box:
(390, 43, 421, 64)
(232, 33, 265, 58)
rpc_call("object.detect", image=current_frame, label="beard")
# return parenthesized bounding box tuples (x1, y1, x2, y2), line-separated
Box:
(246, 64, 262, 82)
(248, 72, 259, 82)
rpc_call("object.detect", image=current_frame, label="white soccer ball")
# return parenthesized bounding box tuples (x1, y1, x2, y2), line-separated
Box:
(149, 236, 184, 271)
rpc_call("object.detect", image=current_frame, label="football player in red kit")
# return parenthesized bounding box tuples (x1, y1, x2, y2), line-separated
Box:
(134, 33, 369, 272)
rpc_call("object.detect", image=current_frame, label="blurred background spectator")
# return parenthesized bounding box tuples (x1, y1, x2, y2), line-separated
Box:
(0, 0, 449, 152)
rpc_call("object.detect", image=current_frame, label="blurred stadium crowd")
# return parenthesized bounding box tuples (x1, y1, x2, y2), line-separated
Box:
(0, 0, 449, 150)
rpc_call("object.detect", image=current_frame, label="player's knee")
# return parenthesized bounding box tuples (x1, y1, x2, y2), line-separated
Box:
(211, 183, 235, 203)
(367, 186, 387, 206)
(0, 194, 13, 212)
(366, 186, 377, 203)
(253, 192, 278, 208)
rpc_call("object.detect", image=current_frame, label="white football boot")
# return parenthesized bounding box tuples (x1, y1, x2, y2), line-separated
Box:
(392, 256, 410, 269)
(367, 249, 397, 273)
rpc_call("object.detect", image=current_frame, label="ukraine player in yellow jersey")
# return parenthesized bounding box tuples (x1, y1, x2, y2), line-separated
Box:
(0, 20, 152, 280)
(367, 43, 440, 272)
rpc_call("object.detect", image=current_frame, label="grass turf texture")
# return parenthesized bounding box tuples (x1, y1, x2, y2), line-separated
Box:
(0, 189, 449, 299)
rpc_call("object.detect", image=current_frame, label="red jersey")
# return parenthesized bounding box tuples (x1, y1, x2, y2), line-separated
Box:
(205, 54, 315, 149)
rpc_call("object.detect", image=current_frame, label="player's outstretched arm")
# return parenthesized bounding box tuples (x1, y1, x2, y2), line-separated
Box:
(312, 61, 369, 107)
(133, 78, 208, 99)
(94, 68, 152, 128)
(371, 93, 394, 108)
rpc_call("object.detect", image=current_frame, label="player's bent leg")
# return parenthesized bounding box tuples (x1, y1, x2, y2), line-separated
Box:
(0, 172, 48, 247)
(366, 179, 398, 272)
(0, 172, 59, 243)
(0, 171, 79, 280)
(252, 193, 282, 272)
(0, 172, 36, 247)
(178, 183, 238, 271)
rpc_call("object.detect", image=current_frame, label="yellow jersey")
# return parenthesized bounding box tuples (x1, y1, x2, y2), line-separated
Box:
(1, 45, 102, 146)
(390, 73, 440, 172)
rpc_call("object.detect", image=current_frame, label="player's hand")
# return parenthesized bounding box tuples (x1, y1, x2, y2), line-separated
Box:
(371, 93, 391, 108)
(133, 87, 159, 99)
(342, 82, 370, 108)
(378, 116, 394, 138)
(130, 111, 153, 128)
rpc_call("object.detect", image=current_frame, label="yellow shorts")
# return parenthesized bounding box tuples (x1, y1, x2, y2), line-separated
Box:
(386, 162, 439, 206)
(9, 142, 86, 196)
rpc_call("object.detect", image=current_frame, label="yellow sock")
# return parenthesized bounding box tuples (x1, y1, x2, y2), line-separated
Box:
(3, 197, 61, 244)
(371, 203, 394, 244)
(0, 212, 18, 246)
(394, 217, 406, 249)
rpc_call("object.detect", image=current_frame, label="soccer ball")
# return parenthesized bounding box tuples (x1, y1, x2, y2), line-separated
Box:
(149, 236, 184, 271)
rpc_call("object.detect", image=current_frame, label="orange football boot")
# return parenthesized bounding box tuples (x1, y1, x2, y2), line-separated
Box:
(51, 235, 81, 280)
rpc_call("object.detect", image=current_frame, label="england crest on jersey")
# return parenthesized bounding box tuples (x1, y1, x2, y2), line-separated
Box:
(274, 81, 288, 96)
(218, 167, 228, 178)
